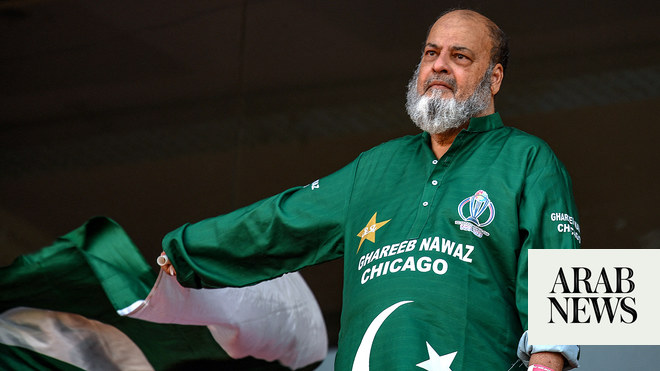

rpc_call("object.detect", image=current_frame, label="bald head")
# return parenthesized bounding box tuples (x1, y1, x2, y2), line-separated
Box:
(431, 9, 509, 72)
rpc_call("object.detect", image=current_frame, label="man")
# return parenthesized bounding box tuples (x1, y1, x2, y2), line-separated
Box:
(160, 9, 580, 370)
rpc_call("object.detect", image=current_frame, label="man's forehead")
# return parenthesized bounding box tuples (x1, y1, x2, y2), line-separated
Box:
(426, 11, 492, 51)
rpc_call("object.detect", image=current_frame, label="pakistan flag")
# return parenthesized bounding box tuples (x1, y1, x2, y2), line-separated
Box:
(0, 217, 326, 370)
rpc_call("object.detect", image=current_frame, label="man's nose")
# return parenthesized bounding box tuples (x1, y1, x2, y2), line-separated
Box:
(431, 52, 451, 74)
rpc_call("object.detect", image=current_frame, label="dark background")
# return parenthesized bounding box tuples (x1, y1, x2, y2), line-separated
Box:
(2, 0, 659, 347)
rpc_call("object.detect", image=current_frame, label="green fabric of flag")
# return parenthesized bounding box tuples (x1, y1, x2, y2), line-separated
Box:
(0, 343, 84, 371)
(0, 217, 293, 370)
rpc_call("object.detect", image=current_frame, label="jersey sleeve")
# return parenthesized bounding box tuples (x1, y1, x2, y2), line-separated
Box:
(162, 159, 358, 289)
(515, 146, 581, 330)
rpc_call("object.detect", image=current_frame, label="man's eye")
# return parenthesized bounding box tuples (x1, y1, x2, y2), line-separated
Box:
(424, 50, 436, 56)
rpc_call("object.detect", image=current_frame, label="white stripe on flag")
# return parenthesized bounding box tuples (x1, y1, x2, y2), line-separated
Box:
(121, 271, 328, 370)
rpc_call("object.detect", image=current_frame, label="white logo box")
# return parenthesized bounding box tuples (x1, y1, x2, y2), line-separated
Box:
(528, 249, 660, 345)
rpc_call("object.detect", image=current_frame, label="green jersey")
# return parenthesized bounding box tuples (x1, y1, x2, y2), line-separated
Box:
(163, 112, 581, 370)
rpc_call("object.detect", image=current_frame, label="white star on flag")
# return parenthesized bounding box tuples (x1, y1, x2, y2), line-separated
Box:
(415, 342, 457, 371)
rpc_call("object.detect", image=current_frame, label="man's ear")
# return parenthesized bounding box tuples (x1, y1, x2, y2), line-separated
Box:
(490, 63, 504, 96)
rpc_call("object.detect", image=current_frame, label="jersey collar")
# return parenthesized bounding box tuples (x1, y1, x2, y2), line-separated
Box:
(419, 112, 504, 155)
(464, 112, 504, 132)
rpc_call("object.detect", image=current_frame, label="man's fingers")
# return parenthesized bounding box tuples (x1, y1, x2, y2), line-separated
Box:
(160, 262, 176, 276)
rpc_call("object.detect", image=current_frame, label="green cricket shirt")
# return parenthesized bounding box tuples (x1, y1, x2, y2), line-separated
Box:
(163, 112, 581, 370)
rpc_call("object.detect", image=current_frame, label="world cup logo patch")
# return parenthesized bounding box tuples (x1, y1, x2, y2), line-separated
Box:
(455, 190, 495, 238)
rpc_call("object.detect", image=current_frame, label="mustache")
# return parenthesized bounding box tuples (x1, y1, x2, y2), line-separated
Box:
(422, 75, 457, 92)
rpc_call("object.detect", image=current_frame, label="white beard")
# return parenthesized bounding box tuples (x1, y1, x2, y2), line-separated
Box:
(405, 65, 493, 134)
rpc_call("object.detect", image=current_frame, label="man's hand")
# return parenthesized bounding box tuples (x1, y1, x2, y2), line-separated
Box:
(529, 352, 564, 371)
(158, 252, 176, 276)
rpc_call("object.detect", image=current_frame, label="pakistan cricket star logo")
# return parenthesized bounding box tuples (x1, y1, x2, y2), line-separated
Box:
(455, 190, 495, 238)
(356, 212, 391, 254)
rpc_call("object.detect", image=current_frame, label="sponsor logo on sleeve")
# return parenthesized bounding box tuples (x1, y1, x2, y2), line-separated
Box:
(550, 212, 581, 243)
(304, 179, 320, 190)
